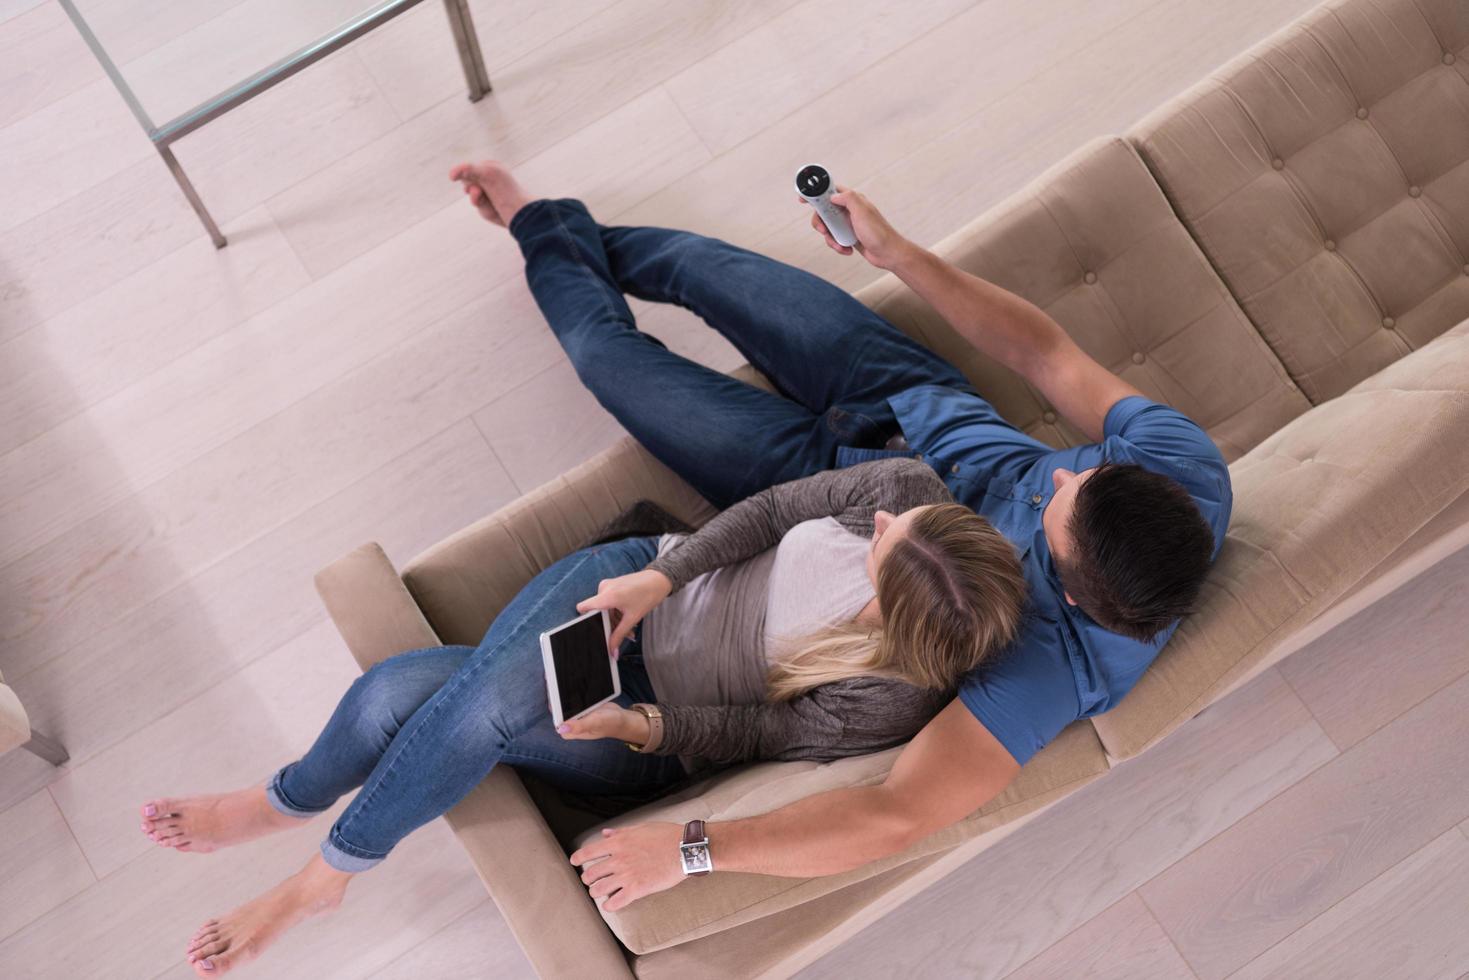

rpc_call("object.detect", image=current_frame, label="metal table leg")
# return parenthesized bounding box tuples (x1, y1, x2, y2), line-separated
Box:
(443, 0, 492, 102)
(64, 0, 489, 248)
(158, 143, 227, 249)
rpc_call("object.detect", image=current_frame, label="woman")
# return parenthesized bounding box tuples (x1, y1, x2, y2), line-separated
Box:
(141, 457, 1026, 976)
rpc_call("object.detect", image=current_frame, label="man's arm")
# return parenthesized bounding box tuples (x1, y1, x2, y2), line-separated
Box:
(570, 699, 1020, 908)
(806, 189, 1142, 442)
(713, 699, 1018, 875)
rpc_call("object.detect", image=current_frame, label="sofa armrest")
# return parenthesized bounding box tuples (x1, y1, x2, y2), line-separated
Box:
(444, 768, 635, 978)
(314, 542, 442, 671)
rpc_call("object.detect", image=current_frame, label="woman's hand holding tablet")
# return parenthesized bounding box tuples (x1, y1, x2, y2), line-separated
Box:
(575, 568, 673, 652)
(555, 702, 652, 745)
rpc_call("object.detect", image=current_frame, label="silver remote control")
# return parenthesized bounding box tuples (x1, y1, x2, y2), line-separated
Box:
(796, 164, 857, 248)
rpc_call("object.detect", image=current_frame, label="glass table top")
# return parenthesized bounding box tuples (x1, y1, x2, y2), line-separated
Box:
(57, 0, 419, 140)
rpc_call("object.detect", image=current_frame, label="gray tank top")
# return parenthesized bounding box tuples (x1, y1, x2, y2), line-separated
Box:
(640, 517, 876, 708)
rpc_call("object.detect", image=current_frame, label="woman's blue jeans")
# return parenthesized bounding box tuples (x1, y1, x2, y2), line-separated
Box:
(265, 536, 685, 872)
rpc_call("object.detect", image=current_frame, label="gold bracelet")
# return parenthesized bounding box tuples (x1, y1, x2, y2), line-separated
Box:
(626, 703, 664, 753)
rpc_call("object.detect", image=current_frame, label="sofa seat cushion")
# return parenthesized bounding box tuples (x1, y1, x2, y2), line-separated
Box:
(571, 717, 1107, 955)
(1091, 318, 1469, 760)
(1132, 0, 1469, 404)
(855, 136, 1309, 462)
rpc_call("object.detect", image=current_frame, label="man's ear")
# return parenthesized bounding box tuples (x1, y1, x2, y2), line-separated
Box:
(1064, 592, 1078, 606)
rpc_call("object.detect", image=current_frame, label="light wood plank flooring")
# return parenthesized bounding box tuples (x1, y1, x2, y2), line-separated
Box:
(3, 0, 1464, 977)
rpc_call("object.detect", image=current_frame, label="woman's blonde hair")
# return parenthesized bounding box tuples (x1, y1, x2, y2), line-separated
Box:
(767, 503, 1027, 701)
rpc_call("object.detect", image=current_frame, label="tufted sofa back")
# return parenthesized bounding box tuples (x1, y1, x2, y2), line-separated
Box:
(855, 137, 1309, 463)
(1133, 0, 1469, 405)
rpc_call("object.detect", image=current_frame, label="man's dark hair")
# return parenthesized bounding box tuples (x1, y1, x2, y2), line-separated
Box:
(1055, 462, 1215, 642)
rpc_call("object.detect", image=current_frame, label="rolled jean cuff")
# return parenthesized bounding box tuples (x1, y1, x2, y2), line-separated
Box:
(508, 197, 588, 241)
(321, 830, 386, 873)
(263, 767, 329, 819)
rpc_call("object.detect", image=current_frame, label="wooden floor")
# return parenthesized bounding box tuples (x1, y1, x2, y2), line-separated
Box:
(2, 0, 1465, 977)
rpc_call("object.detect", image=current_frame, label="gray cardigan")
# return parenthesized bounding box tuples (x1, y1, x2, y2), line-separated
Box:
(638, 457, 956, 767)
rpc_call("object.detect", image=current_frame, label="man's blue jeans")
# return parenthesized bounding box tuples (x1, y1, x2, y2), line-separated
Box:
(510, 198, 974, 509)
(265, 536, 685, 872)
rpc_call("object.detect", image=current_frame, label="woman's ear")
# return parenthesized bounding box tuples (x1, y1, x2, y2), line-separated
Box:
(873, 510, 893, 535)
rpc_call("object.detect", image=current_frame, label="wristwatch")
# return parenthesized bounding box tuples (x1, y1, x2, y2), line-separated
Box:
(626, 703, 664, 753)
(680, 819, 713, 876)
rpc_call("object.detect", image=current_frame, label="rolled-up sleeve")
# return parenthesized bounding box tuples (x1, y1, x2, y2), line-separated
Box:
(956, 624, 1081, 767)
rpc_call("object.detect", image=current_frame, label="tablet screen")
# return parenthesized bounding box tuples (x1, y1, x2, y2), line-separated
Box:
(548, 613, 615, 719)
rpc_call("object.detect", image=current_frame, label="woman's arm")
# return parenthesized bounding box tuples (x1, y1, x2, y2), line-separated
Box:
(647, 458, 941, 591)
(656, 677, 949, 765)
(557, 678, 948, 766)
(578, 457, 947, 650)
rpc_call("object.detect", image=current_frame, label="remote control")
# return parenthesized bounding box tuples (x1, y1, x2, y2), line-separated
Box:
(796, 164, 857, 248)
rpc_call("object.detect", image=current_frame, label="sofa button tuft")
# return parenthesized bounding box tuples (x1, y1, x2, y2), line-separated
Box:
(1356, 106, 1368, 119)
(1382, 316, 1396, 329)
(1408, 185, 1422, 198)
(1445, 52, 1456, 65)
(1043, 411, 1057, 424)
(1132, 352, 1146, 365)
(1323, 239, 1336, 252)
(1271, 157, 1284, 170)
(1083, 271, 1097, 285)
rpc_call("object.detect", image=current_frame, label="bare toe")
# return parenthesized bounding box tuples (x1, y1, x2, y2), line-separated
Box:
(141, 786, 300, 854)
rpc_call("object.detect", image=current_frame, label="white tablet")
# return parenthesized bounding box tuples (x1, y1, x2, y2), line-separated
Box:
(540, 608, 621, 728)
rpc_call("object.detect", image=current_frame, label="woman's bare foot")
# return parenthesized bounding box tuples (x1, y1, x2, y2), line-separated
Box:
(140, 786, 305, 853)
(185, 854, 351, 975)
(447, 160, 533, 227)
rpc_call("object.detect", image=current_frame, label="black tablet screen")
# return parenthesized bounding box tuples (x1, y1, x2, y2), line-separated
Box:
(549, 614, 614, 718)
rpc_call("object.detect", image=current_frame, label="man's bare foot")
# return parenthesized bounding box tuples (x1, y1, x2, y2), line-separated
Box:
(185, 853, 351, 975)
(140, 786, 305, 853)
(448, 160, 533, 227)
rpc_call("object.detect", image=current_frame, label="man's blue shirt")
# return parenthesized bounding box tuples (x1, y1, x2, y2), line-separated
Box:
(837, 388, 1233, 766)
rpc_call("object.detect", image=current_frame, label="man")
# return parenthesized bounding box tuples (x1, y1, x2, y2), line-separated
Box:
(449, 161, 1230, 911)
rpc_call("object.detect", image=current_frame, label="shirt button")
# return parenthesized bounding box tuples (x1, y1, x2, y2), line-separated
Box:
(1083, 271, 1097, 285)
(1356, 106, 1368, 119)
(1031, 494, 1043, 504)
(1382, 316, 1396, 329)
(1042, 410, 1057, 424)
(1272, 157, 1284, 170)
(950, 464, 960, 474)
(1132, 352, 1146, 364)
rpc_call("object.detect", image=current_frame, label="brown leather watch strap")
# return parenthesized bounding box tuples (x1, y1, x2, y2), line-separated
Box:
(682, 819, 706, 846)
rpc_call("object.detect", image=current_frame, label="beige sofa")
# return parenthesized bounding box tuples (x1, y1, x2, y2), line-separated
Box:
(314, 0, 1469, 975)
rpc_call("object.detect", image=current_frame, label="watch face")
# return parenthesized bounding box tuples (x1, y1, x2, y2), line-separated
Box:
(680, 841, 712, 874)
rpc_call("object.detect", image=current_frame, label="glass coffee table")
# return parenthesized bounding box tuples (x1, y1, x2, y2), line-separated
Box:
(57, 0, 491, 248)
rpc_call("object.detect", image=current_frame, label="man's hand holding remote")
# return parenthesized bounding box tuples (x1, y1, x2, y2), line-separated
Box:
(803, 186, 918, 272)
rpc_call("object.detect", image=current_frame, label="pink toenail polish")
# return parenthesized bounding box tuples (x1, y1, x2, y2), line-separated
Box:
(145, 805, 156, 816)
